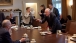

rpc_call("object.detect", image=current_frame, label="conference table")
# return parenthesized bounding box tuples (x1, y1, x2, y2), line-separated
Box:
(11, 27, 75, 43)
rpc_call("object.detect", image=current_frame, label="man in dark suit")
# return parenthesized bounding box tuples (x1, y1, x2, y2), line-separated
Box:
(10, 13, 16, 24)
(0, 20, 25, 43)
(49, 3, 60, 20)
(39, 5, 45, 20)
(37, 8, 61, 34)
(0, 12, 5, 27)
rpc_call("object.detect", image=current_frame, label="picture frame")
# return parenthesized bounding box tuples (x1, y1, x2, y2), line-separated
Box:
(0, 0, 13, 6)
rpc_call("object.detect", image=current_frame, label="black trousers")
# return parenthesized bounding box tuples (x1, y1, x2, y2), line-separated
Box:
(23, 22, 31, 26)
(0, 23, 2, 27)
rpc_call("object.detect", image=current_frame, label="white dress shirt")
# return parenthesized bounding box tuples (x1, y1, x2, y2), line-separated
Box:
(23, 12, 30, 24)
(50, 7, 54, 12)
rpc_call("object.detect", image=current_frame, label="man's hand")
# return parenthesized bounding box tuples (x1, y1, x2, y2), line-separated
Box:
(47, 31, 52, 35)
(19, 38, 26, 42)
(36, 19, 41, 22)
(38, 12, 42, 15)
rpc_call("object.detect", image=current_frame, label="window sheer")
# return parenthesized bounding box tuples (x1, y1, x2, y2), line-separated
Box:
(52, 0, 62, 14)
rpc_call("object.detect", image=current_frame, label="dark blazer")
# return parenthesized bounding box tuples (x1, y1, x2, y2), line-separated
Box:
(53, 7, 60, 20)
(10, 17, 16, 24)
(40, 9, 45, 20)
(0, 28, 20, 43)
(0, 12, 5, 27)
(41, 13, 61, 34)
(60, 18, 66, 24)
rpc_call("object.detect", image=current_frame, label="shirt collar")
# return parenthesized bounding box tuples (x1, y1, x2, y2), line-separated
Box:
(50, 7, 54, 12)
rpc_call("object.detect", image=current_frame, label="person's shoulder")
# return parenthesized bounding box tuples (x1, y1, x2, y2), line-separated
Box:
(0, 12, 4, 15)
(54, 7, 58, 10)
(0, 28, 8, 35)
(50, 12, 56, 16)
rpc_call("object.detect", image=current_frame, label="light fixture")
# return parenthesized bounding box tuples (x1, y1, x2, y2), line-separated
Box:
(69, 0, 73, 8)
(26, 3, 36, 6)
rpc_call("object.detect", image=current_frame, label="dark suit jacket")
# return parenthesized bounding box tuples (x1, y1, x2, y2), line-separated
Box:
(40, 9, 45, 20)
(10, 17, 16, 24)
(53, 7, 60, 20)
(41, 13, 61, 34)
(0, 12, 5, 27)
(0, 28, 20, 43)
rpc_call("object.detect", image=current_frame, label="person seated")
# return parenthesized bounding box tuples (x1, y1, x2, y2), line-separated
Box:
(66, 15, 72, 21)
(60, 15, 66, 32)
(10, 14, 16, 24)
(60, 15, 66, 24)
(60, 15, 72, 32)
(5, 16, 10, 20)
(60, 15, 72, 25)
(0, 20, 25, 43)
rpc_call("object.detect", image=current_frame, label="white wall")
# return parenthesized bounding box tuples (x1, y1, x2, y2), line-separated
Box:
(0, 0, 47, 18)
(0, 0, 22, 9)
(0, 0, 22, 16)
(67, 0, 72, 17)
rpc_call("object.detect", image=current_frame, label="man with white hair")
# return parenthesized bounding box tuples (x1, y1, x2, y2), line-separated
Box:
(37, 8, 61, 34)
(0, 20, 25, 43)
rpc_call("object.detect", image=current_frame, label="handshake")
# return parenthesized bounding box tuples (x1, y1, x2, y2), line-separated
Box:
(35, 19, 42, 22)
(19, 38, 26, 42)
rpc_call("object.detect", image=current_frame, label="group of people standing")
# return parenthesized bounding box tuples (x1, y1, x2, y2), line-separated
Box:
(23, 3, 61, 34)
(37, 3, 61, 34)
(38, 3, 72, 34)
(39, 3, 60, 20)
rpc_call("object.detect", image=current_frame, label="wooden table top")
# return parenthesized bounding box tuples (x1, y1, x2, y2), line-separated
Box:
(11, 28, 75, 43)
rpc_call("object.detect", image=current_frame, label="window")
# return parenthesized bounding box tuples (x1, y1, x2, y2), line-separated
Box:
(52, 0, 62, 14)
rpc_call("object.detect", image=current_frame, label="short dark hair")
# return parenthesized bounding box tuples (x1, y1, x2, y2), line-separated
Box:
(26, 7, 30, 10)
(67, 15, 72, 20)
(40, 4, 45, 9)
(49, 3, 53, 6)
(5, 16, 10, 20)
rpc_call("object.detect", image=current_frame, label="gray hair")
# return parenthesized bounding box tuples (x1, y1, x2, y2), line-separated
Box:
(2, 20, 11, 28)
(45, 8, 51, 12)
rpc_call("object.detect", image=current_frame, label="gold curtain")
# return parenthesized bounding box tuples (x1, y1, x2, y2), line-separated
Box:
(72, 0, 76, 20)
(62, 0, 68, 20)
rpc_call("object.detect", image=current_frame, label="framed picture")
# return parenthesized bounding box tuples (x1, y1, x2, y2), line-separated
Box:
(0, 0, 13, 5)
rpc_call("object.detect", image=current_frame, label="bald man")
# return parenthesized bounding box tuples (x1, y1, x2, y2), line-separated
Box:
(0, 20, 25, 43)
(37, 8, 61, 34)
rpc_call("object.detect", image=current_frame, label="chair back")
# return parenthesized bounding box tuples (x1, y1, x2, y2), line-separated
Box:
(68, 21, 76, 35)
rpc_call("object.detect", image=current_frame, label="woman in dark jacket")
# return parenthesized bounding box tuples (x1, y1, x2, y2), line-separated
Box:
(39, 5, 45, 20)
